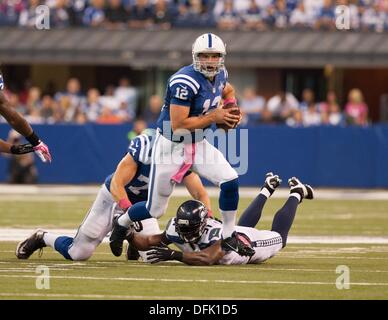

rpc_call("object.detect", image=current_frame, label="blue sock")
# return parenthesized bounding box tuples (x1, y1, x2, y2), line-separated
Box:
(127, 201, 152, 221)
(219, 178, 239, 211)
(54, 236, 73, 260)
(271, 197, 299, 248)
(238, 194, 267, 227)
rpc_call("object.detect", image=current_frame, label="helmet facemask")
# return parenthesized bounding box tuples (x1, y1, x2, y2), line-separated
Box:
(193, 52, 225, 78)
(176, 219, 207, 243)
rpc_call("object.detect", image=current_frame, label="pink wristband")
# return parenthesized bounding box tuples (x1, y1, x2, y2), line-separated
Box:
(118, 198, 132, 211)
(207, 209, 213, 218)
(223, 98, 237, 106)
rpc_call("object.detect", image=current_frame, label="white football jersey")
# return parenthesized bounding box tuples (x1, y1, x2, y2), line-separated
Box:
(165, 218, 283, 265)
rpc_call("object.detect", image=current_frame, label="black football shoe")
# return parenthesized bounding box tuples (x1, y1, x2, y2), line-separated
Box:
(15, 230, 46, 259)
(109, 216, 131, 257)
(261, 172, 282, 196)
(288, 177, 314, 202)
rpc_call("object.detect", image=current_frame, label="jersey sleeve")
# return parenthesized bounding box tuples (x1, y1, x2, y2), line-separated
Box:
(168, 74, 199, 107)
(223, 68, 229, 83)
(127, 134, 151, 165)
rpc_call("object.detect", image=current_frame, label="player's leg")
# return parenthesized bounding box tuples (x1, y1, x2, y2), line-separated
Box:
(110, 132, 183, 256)
(271, 177, 314, 248)
(239, 228, 284, 264)
(191, 139, 238, 239)
(238, 172, 282, 227)
(16, 185, 117, 260)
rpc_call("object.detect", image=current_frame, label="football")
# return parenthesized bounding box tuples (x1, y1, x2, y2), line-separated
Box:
(216, 101, 241, 131)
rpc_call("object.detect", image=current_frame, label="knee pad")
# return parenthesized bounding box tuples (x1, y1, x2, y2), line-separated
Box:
(219, 178, 239, 211)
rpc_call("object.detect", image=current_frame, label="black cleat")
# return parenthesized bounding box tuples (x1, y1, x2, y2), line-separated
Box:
(288, 177, 314, 202)
(16, 230, 46, 259)
(125, 242, 140, 261)
(109, 217, 131, 257)
(261, 172, 282, 196)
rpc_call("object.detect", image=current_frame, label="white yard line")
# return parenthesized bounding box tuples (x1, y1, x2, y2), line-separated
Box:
(1, 228, 388, 244)
(0, 185, 387, 200)
(0, 274, 387, 286)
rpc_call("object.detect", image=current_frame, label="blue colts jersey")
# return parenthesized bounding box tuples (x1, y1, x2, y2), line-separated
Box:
(105, 134, 152, 204)
(157, 64, 228, 140)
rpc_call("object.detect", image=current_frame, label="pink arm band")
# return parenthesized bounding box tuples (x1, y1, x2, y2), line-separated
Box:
(223, 98, 237, 105)
(118, 198, 132, 211)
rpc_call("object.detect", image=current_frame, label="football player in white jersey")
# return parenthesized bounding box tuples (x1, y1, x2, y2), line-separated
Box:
(15, 133, 211, 262)
(109, 33, 252, 258)
(126, 173, 314, 266)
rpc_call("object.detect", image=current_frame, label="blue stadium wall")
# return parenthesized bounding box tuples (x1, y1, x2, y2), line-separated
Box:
(0, 124, 387, 188)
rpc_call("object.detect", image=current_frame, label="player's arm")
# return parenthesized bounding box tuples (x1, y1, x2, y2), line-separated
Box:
(170, 104, 240, 132)
(130, 231, 172, 251)
(0, 91, 52, 163)
(183, 172, 211, 211)
(110, 153, 138, 209)
(146, 240, 225, 266)
(222, 82, 236, 100)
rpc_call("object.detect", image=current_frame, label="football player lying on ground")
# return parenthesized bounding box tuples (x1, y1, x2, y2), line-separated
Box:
(15, 133, 211, 261)
(127, 173, 314, 265)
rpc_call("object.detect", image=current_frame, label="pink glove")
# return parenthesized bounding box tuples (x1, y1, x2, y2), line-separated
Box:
(33, 141, 52, 163)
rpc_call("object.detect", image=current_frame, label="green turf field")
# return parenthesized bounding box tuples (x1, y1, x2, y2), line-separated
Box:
(0, 194, 387, 299)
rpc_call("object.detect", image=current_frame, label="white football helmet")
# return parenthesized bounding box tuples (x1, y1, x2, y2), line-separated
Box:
(192, 33, 226, 78)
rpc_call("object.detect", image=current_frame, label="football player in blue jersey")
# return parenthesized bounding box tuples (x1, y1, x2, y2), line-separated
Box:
(109, 33, 251, 257)
(15, 133, 211, 261)
(125, 174, 314, 266)
(0, 71, 51, 162)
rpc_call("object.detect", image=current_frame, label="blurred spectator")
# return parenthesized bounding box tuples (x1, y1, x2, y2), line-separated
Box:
(26, 86, 42, 115)
(239, 87, 266, 124)
(129, 0, 154, 29)
(40, 95, 56, 123)
(217, 0, 240, 30)
(80, 88, 102, 122)
(114, 77, 137, 119)
(51, 0, 71, 28)
(289, 1, 313, 29)
(299, 88, 315, 111)
(104, 0, 128, 29)
(127, 118, 148, 140)
(267, 91, 299, 123)
(54, 78, 85, 122)
(319, 90, 339, 113)
(286, 109, 304, 127)
(303, 102, 321, 126)
(6, 130, 37, 184)
(321, 102, 345, 126)
(83, 0, 105, 27)
(242, 0, 265, 31)
(19, 0, 41, 28)
(315, 0, 335, 30)
(152, 0, 173, 30)
(0, 0, 25, 26)
(345, 88, 369, 126)
(96, 106, 123, 124)
(143, 94, 163, 123)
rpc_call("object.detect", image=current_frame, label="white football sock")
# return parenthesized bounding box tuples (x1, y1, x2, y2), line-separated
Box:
(290, 193, 301, 203)
(220, 210, 236, 238)
(43, 233, 59, 249)
(118, 213, 132, 228)
(260, 188, 271, 199)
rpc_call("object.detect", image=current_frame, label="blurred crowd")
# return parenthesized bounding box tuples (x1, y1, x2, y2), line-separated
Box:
(1, 76, 370, 127)
(0, 0, 387, 32)
(240, 87, 369, 127)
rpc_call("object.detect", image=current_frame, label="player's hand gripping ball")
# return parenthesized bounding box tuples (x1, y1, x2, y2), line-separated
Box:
(217, 99, 241, 131)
